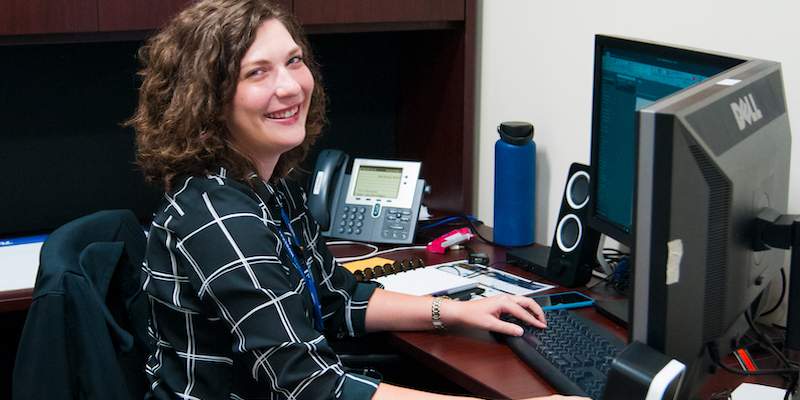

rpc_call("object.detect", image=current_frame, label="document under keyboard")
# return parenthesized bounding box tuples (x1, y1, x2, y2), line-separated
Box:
(496, 309, 626, 400)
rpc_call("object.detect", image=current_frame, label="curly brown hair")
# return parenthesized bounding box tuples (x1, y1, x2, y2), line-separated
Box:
(128, 0, 326, 191)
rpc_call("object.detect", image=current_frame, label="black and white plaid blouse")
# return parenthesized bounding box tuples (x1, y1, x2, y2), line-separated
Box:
(142, 169, 380, 400)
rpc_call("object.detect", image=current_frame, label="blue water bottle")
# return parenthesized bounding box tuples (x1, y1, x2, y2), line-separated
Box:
(494, 121, 536, 247)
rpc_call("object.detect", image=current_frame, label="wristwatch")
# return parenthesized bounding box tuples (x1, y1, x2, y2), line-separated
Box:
(431, 296, 449, 330)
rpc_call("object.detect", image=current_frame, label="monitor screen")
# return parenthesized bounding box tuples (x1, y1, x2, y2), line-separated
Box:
(589, 36, 742, 245)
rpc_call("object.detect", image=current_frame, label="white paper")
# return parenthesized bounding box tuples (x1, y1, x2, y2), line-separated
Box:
(375, 262, 477, 296)
(435, 264, 553, 297)
(0, 242, 42, 291)
(731, 383, 787, 399)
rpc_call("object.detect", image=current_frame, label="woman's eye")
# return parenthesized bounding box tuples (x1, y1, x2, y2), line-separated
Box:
(246, 69, 265, 78)
(288, 56, 304, 65)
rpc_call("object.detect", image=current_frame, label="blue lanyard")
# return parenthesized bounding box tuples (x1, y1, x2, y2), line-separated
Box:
(276, 206, 325, 332)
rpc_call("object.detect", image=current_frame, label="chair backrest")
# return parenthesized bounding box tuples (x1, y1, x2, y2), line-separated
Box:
(13, 210, 150, 400)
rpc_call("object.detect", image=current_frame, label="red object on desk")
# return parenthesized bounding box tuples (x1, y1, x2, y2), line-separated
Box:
(426, 228, 474, 254)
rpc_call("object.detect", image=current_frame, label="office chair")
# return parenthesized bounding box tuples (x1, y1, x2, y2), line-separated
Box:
(12, 210, 151, 400)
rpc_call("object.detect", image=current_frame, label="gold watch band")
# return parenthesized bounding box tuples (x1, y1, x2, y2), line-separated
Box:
(431, 296, 448, 330)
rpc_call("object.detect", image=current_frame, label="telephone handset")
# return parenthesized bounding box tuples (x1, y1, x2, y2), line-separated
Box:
(307, 149, 425, 244)
(308, 149, 349, 229)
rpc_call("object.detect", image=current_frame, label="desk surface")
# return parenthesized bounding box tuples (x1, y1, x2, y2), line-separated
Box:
(331, 239, 782, 399)
(4, 232, 781, 397)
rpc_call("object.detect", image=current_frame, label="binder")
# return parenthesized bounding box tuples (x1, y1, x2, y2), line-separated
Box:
(348, 258, 478, 297)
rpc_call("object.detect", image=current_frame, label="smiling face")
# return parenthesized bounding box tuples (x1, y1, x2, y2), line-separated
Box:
(227, 18, 315, 177)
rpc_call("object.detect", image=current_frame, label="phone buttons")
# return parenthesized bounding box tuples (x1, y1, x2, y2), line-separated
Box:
(372, 203, 381, 217)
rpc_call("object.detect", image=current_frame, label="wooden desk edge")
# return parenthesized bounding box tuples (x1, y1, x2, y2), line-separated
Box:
(0, 288, 33, 313)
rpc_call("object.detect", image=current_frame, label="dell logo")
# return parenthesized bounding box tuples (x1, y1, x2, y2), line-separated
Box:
(730, 93, 763, 130)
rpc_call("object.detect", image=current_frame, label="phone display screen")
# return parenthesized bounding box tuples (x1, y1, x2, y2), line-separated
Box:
(353, 166, 403, 198)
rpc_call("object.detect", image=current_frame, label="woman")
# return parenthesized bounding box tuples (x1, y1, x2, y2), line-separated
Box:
(130, 1, 583, 399)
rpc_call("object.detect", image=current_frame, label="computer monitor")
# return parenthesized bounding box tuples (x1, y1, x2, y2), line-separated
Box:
(632, 48, 791, 397)
(588, 35, 743, 247)
(586, 36, 746, 327)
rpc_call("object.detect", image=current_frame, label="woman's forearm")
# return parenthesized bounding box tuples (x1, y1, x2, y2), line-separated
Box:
(372, 382, 481, 400)
(364, 288, 458, 332)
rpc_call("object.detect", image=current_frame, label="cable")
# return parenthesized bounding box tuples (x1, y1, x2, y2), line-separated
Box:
(416, 214, 504, 247)
(334, 245, 427, 263)
(707, 342, 798, 376)
(742, 311, 799, 399)
(417, 215, 479, 231)
(327, 240, 378, 249)
(761, 268, 788, 317)
(745, 311, 798, 369)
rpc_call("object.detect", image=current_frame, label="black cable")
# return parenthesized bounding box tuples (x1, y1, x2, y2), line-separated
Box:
(709, 389, 733, 400)
(459, 215, 506, 247)
(742, 311, 799, 398)
(586, 274, 612, 289)
(745, 311, 796, 369)
(761, 268, 787, 317)
(707, 342, 798, 376)
(415, 214, 503, 247)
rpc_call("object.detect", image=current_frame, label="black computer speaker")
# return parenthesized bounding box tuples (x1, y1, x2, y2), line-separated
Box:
(546, 162, 599, 286)
(508, 163, 600, 287)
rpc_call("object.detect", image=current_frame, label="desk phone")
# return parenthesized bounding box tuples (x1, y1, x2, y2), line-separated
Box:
(308, 150, 425, 244)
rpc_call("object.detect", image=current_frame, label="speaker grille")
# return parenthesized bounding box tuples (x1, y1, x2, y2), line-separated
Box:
(690, 145, 732, 340)
(557, 214, 581, 252)
(566, 171, 590, 209)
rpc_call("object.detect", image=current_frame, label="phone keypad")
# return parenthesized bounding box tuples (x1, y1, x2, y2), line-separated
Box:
(381, 208, 412, 240)
(336, 206, 366, 236)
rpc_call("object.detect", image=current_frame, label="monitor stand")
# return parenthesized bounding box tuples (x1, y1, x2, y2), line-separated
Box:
(594, 298, 629, 327)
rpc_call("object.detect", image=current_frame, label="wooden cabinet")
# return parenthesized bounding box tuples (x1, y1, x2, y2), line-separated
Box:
(97, 0, 194, 32)
(0, 0, 97, 35)
(0, 0, 476, 214)
(0, 0, 295, 35)
(98, 0, 292, 32)
(294, 0, 464, 25)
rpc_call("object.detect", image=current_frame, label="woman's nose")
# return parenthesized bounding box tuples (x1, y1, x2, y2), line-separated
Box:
(274, 67, 302, 98)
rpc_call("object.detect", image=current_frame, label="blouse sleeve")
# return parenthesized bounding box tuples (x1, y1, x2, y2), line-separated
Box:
(171, 182, 379, 400)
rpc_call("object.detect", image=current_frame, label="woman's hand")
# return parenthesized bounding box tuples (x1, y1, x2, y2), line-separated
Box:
(440, 294, 547, 336)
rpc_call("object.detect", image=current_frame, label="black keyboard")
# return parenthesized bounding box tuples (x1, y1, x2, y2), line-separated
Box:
(495, 309, 626, 399)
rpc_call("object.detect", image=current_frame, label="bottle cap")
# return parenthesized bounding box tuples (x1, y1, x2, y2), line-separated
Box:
(498, 121, 534, 145)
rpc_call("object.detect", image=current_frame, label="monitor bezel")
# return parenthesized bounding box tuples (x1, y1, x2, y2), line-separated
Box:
(587, 34, 744, 247)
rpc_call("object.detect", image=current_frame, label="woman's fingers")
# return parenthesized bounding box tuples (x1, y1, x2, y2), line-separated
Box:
(519, 296, 547, 327)
(503, 295, 547, 329)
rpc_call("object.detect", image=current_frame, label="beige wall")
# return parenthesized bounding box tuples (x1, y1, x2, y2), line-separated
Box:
(476, 0, 800, 245)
